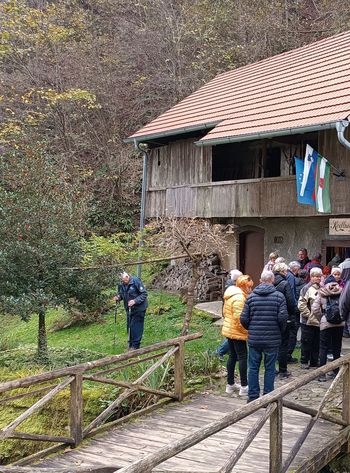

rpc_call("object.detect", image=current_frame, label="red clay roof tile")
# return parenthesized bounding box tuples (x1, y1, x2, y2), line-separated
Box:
(127, 31, 350, 144)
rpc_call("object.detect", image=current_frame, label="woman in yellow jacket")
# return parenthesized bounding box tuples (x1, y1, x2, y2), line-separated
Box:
(222, 275, 253, 396)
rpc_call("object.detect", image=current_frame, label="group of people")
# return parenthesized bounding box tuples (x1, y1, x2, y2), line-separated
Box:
(221, 248, 350, 403)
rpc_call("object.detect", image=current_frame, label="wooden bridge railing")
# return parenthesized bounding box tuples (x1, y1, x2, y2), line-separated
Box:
(116, 355, 350, 473)
(0, 333, 202, 464)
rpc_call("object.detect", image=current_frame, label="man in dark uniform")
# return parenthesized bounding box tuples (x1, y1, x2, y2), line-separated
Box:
(115, 272, 148, 350)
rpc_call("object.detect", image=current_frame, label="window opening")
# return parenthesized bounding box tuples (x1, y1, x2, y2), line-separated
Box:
(212, 133, 318, 182)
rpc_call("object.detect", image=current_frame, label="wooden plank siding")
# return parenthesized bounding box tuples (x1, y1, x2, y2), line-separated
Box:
(146, 130, 350, 219)
(148, 138, 212, 189)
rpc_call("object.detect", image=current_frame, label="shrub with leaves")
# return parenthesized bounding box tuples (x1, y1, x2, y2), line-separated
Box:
(0, 148, 89, 362)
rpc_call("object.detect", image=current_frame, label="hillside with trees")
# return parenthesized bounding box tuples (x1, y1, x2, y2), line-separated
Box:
(1, 0, 350, 233)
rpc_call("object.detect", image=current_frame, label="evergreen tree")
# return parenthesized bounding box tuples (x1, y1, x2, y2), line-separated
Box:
(0, 148, 86, 362)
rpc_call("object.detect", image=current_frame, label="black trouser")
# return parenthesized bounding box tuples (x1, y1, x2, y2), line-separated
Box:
(127, 310, 146, 349)
(288, 313, 300, 356)
(278, 323, 290, 372)
(227, 338, 248, 386)
(300, 324, 320, 367)
(319, 327, 343, 373)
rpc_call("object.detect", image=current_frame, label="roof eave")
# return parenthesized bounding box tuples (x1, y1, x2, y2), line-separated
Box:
(194, 122, 339, 146)
(124, 121, 220, 145)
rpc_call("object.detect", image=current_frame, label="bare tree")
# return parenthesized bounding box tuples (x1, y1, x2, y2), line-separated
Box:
(153, 218, 227, 335)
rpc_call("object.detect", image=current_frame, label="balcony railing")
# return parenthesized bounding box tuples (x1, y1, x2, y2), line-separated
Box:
(146, 176, 328, 218)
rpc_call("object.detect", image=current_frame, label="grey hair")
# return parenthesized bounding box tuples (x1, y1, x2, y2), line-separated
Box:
(289, 261, 301, 270)
(230, 269, 243, 281)
(273, 262, 288, 273)
(275, 256, 285, 263)
(260, 270, 275, 283)
(310, 267, 322, 277)
(331, 267, 341, 275)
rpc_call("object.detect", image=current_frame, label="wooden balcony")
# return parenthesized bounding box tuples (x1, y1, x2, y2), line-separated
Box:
(146, 175, 348, 218)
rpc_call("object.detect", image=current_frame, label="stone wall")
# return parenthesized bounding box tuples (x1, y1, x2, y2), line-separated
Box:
(222, 215, 350, 271)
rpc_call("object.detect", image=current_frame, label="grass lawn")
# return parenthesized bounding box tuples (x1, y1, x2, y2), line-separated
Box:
(0, 291, 223, 367)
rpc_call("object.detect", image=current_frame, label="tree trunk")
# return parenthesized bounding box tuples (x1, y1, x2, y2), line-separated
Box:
(181, 259, 201, 336)
(37, 307, 49, 363)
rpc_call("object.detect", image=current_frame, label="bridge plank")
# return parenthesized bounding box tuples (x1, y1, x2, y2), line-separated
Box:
(34, 392, 341, 473)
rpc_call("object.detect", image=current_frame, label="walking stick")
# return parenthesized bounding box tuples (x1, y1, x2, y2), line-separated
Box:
(127, 307, 131, 349)
(113, 302, 119, 347)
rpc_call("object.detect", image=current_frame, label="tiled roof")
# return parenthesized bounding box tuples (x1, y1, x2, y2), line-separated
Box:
(127, 31, 350, 145)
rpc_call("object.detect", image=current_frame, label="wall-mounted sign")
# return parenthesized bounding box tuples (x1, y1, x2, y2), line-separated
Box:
(329, 218, 350, 236)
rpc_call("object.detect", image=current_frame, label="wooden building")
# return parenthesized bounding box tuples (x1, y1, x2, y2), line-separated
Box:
(126, 31, 350, 282)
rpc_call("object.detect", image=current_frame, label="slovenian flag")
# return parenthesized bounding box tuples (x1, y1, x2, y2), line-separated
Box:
(295, 144, 317, 205)
(315, 155, 331, 213)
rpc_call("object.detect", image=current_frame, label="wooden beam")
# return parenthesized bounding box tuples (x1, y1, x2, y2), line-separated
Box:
(342, 363, 350, 424)
(82, 375, 177, 399)
(294, 426, 350, 473)
(174, 340, 184, 401)
(219, 403, 275, 473)
(281, 416, 316, 473)
(64, 253, 202, 271)
(0, 385, 54, 405)
(70, 373, 84, 446)
(342, 363, 350, 453)
(282, 399, 347, 427)
(8, 444, 68, 467)
(269, 399, 282, 473)
(90, 351, 168, 377)
(0, 466, 122, 472)
(0, 377, 74, 440)
(7, 431, 74, 444)
(0, 333, 202, 394)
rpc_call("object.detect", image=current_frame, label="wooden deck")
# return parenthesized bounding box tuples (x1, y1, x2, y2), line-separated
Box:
(36, 392, 341, 472)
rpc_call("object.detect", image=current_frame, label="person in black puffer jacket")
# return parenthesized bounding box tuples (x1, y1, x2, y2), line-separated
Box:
(241, 270, 288, 402)
(273, 262, 297, 379)
(288, 269, 308, 360)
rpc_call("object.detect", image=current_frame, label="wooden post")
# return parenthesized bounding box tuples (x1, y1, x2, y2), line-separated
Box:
(70, 373, 83, 447)
(342, 363, 350, 452)
(270, 399, 282, 473)
(174, 341, 184, 401)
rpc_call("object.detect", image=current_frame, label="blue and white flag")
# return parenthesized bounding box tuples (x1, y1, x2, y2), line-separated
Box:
(295, 145, 317, 206)
(295, 156, 311, 205)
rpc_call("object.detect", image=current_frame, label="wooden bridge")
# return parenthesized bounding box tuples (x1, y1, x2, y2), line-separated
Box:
(1, 333, 350, 473)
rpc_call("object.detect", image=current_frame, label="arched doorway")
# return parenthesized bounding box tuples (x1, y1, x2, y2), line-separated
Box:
(239, 228, 264, 286)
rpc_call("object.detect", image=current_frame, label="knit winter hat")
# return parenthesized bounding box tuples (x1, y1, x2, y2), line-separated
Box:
(230, 269, 243, 283)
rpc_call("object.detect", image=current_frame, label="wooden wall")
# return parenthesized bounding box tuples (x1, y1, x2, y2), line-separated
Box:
(148, 137, 212, 188)
(146, 129, 350, 219)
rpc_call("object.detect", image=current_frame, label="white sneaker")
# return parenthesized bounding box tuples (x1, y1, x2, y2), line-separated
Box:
(234, 383, 241, 389)
(225, 384, 234, 394)
(239, 385, 249, 396)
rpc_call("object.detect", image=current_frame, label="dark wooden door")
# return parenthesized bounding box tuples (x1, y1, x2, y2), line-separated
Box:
(239, 231, 264, 286)
(322, 239, 350, 266)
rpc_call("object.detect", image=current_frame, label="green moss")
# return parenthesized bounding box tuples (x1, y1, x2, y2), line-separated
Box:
(0, 367, 115, 464)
